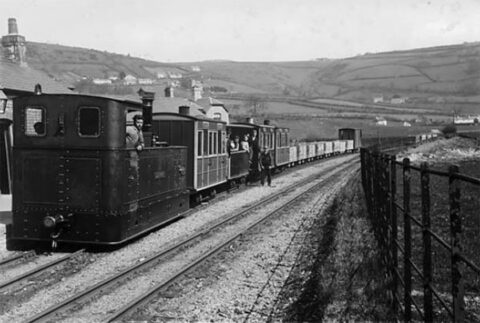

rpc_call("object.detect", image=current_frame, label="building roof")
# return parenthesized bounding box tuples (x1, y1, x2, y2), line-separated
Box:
(153, 97, 206, 117)
(0, 59, 72, 94)
(112, 93, 208, 118)
(195, 97, 228, 113)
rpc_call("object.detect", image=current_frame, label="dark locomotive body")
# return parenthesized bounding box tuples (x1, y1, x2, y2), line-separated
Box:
(7, 94, 189, 249)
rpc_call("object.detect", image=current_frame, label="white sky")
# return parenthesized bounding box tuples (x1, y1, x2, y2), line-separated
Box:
(1, 0, 479, 62)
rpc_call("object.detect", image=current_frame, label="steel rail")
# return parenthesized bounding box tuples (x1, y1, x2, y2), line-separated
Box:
(0, 250, 35, 266)
(25, 157, 358, 323)
(0, 249, 84, 291)
(106, 161, 359, 322)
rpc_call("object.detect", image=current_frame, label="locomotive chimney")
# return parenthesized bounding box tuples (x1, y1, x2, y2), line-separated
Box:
(245, 117, 254, 124)
(137, 88, 154, 132)
(263, 119, 270, 125)
(179, 106, 190, 115)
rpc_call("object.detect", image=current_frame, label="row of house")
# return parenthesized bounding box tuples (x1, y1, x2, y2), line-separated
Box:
(373, 95, 408, 104)
(92, 71, 191, 86)
(91, 75, 155, 86)
(453, 114, 480, 125)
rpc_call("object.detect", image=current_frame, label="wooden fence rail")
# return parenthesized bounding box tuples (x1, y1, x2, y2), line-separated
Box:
(360, 148, 480, 322)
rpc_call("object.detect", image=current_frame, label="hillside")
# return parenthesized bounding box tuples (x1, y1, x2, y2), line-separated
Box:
(25, 41, 480, 112)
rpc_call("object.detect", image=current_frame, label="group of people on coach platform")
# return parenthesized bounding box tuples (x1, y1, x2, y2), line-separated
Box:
(227, 130, 272, 186)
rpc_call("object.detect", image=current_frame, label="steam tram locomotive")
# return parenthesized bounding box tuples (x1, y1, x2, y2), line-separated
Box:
(6, 92, 360, 250)
(7, 93, 190, 249)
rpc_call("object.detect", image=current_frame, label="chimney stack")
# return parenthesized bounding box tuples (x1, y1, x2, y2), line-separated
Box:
(192, 85, 202, 101)
(179, 106, 190, 116)
(8, 18, 18, 34)
(164, 86, 174, 98)
(263, 120, 270, 125)
(2, 18, 27, 66)
(245, 117, 254, 124)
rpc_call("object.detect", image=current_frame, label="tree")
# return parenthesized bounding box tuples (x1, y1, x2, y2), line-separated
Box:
(118, 71, 126, 80)
(441, 124, 457, 138)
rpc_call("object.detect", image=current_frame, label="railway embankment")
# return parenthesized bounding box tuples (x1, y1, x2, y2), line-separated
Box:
(276, 136, 480, 321)
(270, 173, 391, 321)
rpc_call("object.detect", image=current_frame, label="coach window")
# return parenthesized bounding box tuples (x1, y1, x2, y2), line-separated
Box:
(78, 106, 100, 137)
(219, 130, 226, 154)
(197, 131, 203, 156)
(25, 106, 46, 137)
(267, 133, 272, 149)
(203, 130, 208, 155)
(208, 131, 217, 155)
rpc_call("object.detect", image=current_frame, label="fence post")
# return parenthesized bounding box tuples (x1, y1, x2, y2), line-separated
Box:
(403, 158, 412, 321)
(390, 155, 398, 314)
(421, 162, 433, 322)
(449, 165, 464, 323)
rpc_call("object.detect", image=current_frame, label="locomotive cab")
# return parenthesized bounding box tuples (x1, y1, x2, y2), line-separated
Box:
(7, 94, 189, 250)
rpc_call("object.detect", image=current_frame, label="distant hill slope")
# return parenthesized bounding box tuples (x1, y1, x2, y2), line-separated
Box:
(25, 41, 480, 103)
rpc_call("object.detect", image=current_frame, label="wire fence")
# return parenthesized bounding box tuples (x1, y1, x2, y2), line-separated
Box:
(360, 148, 480, 322)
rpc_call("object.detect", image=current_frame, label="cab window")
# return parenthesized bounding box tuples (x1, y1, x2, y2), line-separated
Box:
(78, 106, 100, 137)
(25, 106, 46, 137)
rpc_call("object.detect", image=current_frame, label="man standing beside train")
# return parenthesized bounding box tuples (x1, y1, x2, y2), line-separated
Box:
(260, 146, 272, 187)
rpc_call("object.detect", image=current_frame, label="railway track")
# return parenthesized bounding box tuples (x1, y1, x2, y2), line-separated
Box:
(0, 250, 84, 292)
(0, 250, 35, 267)
(23, 155, 358, 322)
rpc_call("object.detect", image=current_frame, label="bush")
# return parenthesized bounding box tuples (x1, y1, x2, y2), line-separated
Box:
(441, 124, 457, 138)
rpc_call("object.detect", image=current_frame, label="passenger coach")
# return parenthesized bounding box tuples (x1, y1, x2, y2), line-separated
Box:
(152, 106, 229, 202)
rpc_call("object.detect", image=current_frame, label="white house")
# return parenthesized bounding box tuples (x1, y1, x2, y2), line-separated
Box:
(454, 115, 480, 125)
(375, 116, 387, 126)
(93, 78, 112, 85)
(403, 121, 411, 127)
(391, 96, 407, 104)
(138, 78, 154, 85)
(168, 72, 182, 79)
(373, 96, 384, 103)
(196, 97, 229, 123)
(123, 74, 137, 85)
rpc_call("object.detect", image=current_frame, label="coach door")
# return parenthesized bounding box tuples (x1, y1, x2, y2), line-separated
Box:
(196, 124, 228, 190)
